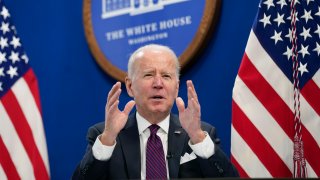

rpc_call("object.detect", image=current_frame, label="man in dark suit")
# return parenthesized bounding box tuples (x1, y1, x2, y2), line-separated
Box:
(73, 44, 238, 179)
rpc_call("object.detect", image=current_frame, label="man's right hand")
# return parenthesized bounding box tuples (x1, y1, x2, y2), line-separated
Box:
(101, 82, 135, 146)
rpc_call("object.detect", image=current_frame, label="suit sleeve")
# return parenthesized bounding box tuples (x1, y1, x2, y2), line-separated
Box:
(72, 124, 110, 180)
(195, 123, 239, 177)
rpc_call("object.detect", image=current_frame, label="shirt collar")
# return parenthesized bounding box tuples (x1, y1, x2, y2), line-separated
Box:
(136, 112, 170, 135)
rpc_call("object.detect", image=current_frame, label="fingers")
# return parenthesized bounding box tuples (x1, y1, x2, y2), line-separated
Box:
(190, 97, 201, 115)
(106, 82, 136, 116)
(176, 97, 185, 112)
(123, 100, 136, 115)
(109, 100, 120, 113)
(186, 80, 199, 107)
(108, 82, 121, 100)
(177, 97, 200, 115)
(106, 82, 122, 111)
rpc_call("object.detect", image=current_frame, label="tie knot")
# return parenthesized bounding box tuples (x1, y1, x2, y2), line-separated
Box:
(149, 124, 160, 135)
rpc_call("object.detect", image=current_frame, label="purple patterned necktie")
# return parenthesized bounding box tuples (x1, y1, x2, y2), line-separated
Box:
(146, 124, 167, 180)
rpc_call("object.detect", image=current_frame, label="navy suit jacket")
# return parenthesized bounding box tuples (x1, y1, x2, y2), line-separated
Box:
(72, 113, 239, 179)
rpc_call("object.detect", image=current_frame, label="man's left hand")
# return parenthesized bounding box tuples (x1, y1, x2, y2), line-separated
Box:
(176, 80, 205, 144)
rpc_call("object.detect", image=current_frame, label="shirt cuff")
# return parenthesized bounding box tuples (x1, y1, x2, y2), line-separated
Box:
(188, 131, 215, 159)
(92, 135, 116, 161)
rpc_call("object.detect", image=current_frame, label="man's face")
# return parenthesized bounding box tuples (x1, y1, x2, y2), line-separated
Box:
(126, 49, 179, 119)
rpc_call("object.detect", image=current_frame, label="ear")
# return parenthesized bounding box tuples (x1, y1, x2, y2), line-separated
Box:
(125, 77, 134, 98)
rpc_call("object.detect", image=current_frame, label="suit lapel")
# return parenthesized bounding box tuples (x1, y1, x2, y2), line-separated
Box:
(118, 113, 188, 179)
(167, 114, 188, 178)
(118, 113, 141, 179)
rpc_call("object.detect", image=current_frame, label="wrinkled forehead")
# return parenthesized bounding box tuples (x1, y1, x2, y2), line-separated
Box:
(134, 49, 177, 68)
(128, 46, 180, 80)
(135, 47, 172, 59)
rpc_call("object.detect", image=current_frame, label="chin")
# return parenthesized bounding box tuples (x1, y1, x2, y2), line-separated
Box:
(147, 105, 167, 112)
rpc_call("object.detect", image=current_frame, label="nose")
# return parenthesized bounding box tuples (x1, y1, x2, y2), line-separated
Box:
(153, 75, 163, 89)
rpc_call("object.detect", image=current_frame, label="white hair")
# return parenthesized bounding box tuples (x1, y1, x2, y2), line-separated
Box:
(127, 44, 181, 79)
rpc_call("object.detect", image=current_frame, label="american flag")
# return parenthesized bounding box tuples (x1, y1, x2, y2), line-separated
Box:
(0, 0, 50, 179)
(231, 0, 320, 178)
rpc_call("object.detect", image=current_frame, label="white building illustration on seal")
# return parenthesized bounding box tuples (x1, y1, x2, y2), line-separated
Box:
(102, 0, 189, 19)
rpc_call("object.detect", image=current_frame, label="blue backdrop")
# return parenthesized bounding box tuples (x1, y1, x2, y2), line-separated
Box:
(6, 0, 260, 179)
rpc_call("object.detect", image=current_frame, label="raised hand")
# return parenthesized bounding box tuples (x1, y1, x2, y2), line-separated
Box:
(101, 82, 135, 145)
(176, 80, 205, 144)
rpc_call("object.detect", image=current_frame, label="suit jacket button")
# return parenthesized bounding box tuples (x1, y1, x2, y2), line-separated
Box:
(219, 168, 224, 174)
(214, 162, 223, 174)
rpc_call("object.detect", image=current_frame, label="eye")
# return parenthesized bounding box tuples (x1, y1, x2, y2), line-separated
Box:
(162, 74, 172, 79)
(144, 73, 153, 77)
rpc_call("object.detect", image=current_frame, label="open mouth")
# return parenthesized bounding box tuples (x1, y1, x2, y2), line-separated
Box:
(151, 95, 164, 100)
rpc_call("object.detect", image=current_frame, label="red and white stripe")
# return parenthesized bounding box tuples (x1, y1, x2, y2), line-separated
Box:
(231, 30, 320, 178)
(0, 69, 50, 180)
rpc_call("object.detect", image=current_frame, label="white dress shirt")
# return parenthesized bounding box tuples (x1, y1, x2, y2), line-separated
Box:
(92, 112, 215, 179)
